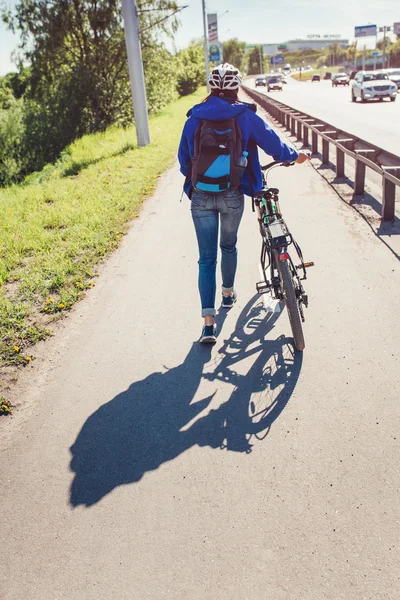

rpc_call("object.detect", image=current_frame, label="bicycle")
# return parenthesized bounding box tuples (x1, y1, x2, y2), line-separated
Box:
(253, 160, 314, 351)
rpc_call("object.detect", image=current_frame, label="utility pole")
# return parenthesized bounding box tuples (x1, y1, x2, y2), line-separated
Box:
(121, 0, 150, 146)
(259, 47, 263, 74)
(383, 25, 387, 68)
(380, 24, 391, 69)
(354, 39, 358, 71)
(202, 0, 210, 92)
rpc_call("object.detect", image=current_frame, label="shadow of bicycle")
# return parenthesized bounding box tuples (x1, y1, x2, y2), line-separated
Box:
(69, 295, 302, 507)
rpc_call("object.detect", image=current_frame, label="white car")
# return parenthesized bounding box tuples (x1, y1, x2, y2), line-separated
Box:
(380, 68, 400, 90)
(351, 71, 397, 103)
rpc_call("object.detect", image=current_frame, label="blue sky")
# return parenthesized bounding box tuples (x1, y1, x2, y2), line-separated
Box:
(1, 0, 399, 75)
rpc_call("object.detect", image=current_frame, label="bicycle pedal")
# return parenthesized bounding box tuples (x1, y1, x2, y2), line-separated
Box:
(256, 281, 271, 294)
(296, 261, 314, 269)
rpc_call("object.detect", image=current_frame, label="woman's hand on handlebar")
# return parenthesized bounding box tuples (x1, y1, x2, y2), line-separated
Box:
(295, 151, 311, 164)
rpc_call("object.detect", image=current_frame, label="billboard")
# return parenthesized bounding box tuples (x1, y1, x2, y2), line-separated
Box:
(394, 22, 400, 35)
(355, 25, 377, 38)
(270, 55, 285, 65)
(207, 14, 218, 43)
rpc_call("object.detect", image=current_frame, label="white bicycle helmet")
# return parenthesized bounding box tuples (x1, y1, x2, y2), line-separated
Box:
(209, 63, 242, 91)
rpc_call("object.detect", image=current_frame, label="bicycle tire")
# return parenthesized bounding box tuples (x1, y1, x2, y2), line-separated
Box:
(276, 253, 305, 351)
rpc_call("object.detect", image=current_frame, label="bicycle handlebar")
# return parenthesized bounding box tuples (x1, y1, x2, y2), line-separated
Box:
(261, 161, 295, 171)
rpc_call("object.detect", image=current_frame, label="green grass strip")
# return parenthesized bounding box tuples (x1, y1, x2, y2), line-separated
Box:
(0, 87, 206, 368)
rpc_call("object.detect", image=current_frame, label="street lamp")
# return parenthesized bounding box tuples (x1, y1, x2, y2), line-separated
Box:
(201, 0, 210, 91)
(379, 25, 391, 68)
(121, 0, 150, 147)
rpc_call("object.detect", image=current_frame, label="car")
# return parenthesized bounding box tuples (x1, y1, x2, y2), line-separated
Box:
(332, 73, 350, 87)
(255, 76, 267, 87)
(267, 77, 283, 92)
(379, 69, 400, 90)
(274, 74, 287, 84)
(351, 70, 397, 102)
(311, 74, 320, 82)
(323, 72, 332, 80)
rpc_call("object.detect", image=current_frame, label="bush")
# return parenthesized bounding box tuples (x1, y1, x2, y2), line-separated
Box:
(176, 43, 206, 96)
(0, 98, 25, 186)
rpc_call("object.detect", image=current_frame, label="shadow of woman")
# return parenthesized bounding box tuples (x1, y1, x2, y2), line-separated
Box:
(193, 296, 303, 453)
(69, 296, 302, 507)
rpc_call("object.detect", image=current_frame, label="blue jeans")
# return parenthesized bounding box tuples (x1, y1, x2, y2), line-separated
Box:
(191, 189, 245, 317)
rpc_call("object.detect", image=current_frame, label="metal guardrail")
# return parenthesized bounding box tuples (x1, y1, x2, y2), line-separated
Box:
(242, 85, 400, 222)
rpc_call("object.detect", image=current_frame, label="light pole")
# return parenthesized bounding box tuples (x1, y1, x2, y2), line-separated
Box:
(202, 0, 210, 92)
(121, 0, 150, 147)
(380, 25, 391, 69)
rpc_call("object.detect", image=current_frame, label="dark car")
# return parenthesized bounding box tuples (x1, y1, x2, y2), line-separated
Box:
(255, 77, 267, 87)
(311, 74, 320, 82)
(332, 73, 350, 87)
(323, 72, 332, 80)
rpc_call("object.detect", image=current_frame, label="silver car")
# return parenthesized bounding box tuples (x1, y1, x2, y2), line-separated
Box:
(351, 71, 397, 103)
(380, 69, 400, 90)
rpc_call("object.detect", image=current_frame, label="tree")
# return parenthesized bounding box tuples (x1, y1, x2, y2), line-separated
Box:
(176, 41, 206, 97)
(2, 0, 180, 131)
(247, 45, 264, 75)
(222, 38, 246, 72)
(1, 0, 182, 178)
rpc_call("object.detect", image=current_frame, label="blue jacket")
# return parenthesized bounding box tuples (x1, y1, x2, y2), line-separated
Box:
(178, 95, 298, 198)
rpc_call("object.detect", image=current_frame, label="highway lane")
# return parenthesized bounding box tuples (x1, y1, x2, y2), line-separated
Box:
(248, 77, 400, 156)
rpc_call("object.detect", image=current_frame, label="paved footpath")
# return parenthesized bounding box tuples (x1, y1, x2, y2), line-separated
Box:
(1, 108, 400, 599)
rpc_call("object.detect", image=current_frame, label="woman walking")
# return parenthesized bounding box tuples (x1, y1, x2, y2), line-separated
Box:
(178, 63, 310, 342)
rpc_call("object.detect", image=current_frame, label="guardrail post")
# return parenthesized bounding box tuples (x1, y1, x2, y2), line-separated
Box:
(382, 168, 399, 221)
(322, 138, 329, 165)
(354, 158, 366, 196)
(291, 116, 296, 136)
(297, 121, 302, 142)
(285, 113, 291, 130)
(336, 147, 345, 177)
(312, 130, 318, 155)
(303, 125, 309, 147)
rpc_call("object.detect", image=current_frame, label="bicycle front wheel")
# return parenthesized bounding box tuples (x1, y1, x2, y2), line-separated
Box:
(276, 255, 305, 351)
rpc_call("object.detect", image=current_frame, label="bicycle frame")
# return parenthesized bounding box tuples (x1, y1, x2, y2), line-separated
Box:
(253, 162, 311, 320)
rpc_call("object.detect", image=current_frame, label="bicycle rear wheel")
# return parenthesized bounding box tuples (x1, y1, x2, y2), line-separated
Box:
(276, 254, 305, 351)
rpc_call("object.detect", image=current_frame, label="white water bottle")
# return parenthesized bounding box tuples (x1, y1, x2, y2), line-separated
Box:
(238, 151, 248, 178)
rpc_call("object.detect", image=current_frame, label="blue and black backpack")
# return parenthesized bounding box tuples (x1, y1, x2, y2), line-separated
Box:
(191, 118, 243, 193)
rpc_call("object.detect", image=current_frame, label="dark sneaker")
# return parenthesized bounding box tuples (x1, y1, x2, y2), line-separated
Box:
(200, 324, 217, 343)
(221, 291, 237, 308)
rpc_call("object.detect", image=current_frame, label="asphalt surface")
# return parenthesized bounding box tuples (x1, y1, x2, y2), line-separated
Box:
(1, 108, 400, 599)
(249, 76, 400, 155)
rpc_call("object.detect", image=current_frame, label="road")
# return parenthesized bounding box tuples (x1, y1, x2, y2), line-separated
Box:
(249, 76, 400, 156)
(1, 110, 400, 599)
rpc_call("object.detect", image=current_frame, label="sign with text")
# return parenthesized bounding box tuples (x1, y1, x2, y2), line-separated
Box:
(355, 25, 377, 38)
(207, 13, 218, 44)
(394, 22, 400, 35)
(307, 34, 340, 39)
